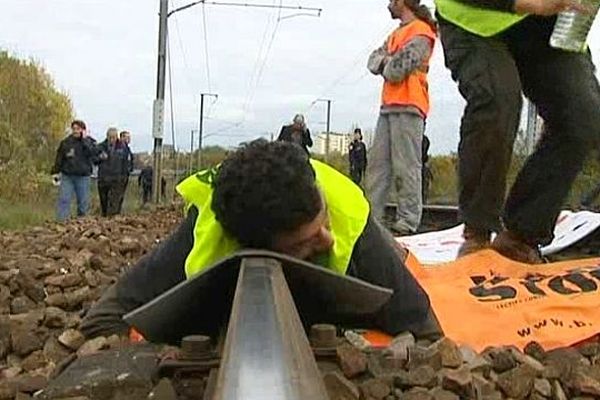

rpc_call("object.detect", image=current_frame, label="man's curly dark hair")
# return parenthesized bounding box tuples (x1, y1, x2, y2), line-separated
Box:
(212, 139, 322, 248)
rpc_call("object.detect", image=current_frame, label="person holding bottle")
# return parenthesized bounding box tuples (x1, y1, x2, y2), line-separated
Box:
(436, 0, 600, 262)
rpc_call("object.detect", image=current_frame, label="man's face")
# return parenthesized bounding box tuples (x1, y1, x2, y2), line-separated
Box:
(121, 133, 131, 144)
(388, 0, 403, 18)
(108, 132, 118, 144)
(71, 124, 83, 137)
(271, 196, 334, 261)
(354, 132, 362, 141)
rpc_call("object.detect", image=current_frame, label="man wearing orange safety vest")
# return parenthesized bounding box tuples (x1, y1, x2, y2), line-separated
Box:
(81, 140, 441, 340)
(366, 0, 437, 236)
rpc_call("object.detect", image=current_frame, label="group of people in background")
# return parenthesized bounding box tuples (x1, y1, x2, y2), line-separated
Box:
(96, 128, 133, 217)
(51, 120, 134, 221)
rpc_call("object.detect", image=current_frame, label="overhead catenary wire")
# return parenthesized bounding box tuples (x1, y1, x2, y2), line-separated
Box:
(166, 0, 321, 145)
(241, 0, 277, 116)
(239, 0, 283, 122)
(303, 20, 397, 114)
(244, 0, 282, 112)
(201, 3, 213, 93)
(200, 2, 219, 119)
(168, 0, 322, 17)
(171, 0, 197, 90)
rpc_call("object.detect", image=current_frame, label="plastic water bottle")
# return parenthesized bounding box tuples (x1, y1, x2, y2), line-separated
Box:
(550, 0, 600, 52)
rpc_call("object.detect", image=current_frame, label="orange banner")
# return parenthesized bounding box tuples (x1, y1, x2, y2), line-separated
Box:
(406, 250, 600, 351)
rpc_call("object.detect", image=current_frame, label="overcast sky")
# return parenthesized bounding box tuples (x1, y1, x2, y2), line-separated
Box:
(1, 0, 600, 155)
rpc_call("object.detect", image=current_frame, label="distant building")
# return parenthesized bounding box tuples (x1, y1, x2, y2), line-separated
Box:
(313, 132, 352, 155)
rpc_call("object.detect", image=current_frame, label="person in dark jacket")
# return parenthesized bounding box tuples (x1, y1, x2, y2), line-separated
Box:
(349, 128, 368, 185)
(97, 128, 127, 217)
(81, 140, 440, 340)
(138, 165, 166, 204)
(138, 165, 154, 204)
(115, 131, 134, 213)
(51, 120, 97, 222)
(277, 114, 313, 154)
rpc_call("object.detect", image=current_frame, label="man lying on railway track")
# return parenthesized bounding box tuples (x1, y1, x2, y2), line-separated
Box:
(81, 139, 440, 340)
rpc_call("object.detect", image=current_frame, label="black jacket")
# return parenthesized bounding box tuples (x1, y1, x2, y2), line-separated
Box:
(349, 140, 367, 170)
(138, 166, 153, 187)
(80, 210, 439, 340)
(97, 140, 128, 181)
(277, 125, 313, 154)
(51, 135, 98, 176)
(120, 142, 134, 176)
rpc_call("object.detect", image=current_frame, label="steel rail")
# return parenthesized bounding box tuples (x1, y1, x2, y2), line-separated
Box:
(212, 257, 329, 400)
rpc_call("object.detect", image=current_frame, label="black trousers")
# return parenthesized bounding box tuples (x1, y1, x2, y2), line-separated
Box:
(439, 16, 600, 245)
(142, 184, 152, 204)
(98, 178, 121, 217)
(115, 176, 129, 214)
(350, 164, 365, 185)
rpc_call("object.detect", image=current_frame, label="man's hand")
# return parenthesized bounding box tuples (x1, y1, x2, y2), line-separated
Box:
(514, 0, 587, 15)
(367, 47, 391, 75)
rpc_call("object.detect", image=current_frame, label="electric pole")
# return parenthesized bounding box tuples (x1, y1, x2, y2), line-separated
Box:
(316, 99, 332, 160)
(189, 130, 196, 174)
(151, 0, 168, 204)
(198, 93, 218, 170)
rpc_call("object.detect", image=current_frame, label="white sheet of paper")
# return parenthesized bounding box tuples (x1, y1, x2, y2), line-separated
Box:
(397, 210, 600, 265)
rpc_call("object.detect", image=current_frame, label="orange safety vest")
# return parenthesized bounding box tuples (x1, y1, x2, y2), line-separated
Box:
(381, 19, 436, 116)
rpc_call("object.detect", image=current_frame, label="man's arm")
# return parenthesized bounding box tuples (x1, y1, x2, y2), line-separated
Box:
(367, 45, 389, 76)
(347, 216, 442, 339)
(454, 0, 515, 11)
(456, 0, 584, 15)
(304, 129, 313, 148)
(277, 126, 287, 141)
(80, 208, 198, 338)
(127, 147, 134, 173)
(361, 143, 367, 170)
(51, 141, 64, 175)
(382, 36, 432, 84)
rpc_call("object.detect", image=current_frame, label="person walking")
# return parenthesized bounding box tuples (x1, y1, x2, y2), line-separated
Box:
(51, 120, 97, 222)
(138, 165, 154, 205)
(277, 114, 313, 154)
(349, 128, 368, 185)
(365, 0, 437, 235)
(115, 130, 134, 213)
(436, 0, 600, 262)
(97, 128, 126, 217)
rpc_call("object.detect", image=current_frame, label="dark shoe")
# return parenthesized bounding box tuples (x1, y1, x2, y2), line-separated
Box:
(390, 226, 413, 237)
(457, 226, 491, 258)
(491, 230, 543, 264)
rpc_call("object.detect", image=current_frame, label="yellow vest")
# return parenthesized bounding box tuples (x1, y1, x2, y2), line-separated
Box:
(435, 0, 526, 37)
(176, 160, 370, 279)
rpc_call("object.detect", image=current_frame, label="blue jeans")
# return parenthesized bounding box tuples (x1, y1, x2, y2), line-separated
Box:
(57, 174, 90, 221)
